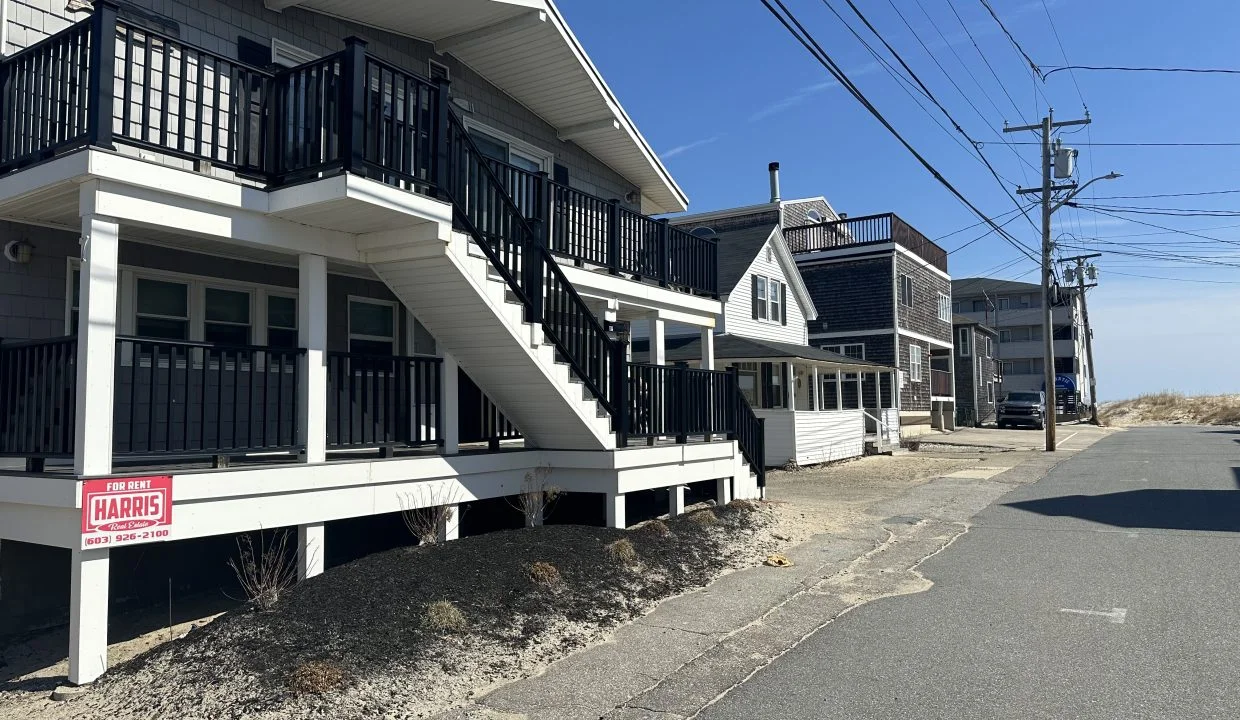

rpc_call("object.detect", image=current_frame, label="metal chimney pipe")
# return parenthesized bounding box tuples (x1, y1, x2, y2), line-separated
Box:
(768, 162, 781, 203)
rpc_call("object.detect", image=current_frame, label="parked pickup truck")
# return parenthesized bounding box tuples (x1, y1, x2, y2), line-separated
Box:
(997, 391, 1046, 430)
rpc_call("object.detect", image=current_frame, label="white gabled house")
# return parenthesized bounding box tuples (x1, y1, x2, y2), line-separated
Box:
(0, 0, 765, 684)
(635, 221, 901, 468)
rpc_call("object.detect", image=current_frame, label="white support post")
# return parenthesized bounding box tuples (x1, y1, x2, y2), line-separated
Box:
(74, 210, 120, 476)
(603, 299, 618, 325)
(856, 373, 863, 412)
(783, 359, 793, 408)
(298, 253, 328, 464)
(437, 504, 461, 542)
(668, 485, 686, 517)
(700, 327, 715, 370)
(605, 492, 626, 529)
(835, 372, 843, 411)
(650, 316, 666, 366)
(68, 548, 109, 685)
(716, 477, 733, 506)
(442, 352, 460, 455)
(297, 522, 324, 580)
(811, 366, 820, 411)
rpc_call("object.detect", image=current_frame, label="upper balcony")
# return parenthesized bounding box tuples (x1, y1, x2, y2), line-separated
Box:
(0, 4, 718, 298)
(784, 213, 948, 273)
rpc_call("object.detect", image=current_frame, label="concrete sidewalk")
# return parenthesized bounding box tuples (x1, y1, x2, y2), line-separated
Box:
(435, 426, 1115, 720)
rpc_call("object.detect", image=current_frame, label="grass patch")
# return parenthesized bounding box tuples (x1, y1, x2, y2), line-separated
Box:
(605, 538, 639, 565)
(1101, 392, 1240, 426)
(288, 660, 349, 694)
(424, 600, 468, 633)
(526, 561, 563, 589)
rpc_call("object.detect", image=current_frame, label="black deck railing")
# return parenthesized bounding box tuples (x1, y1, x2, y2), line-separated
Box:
(113, 337, 303, 457)
(326, 351, 442, 450)
(0, 337, 77, 457)
(624, 363, 732, 443)
(0, 5, 717, 298)
(785, 213, 947, 272)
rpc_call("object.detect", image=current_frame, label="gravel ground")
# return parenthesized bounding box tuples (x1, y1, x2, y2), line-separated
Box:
(2, 502, 785, 720)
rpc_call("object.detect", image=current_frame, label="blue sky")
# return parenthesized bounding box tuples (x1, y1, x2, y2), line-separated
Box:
(558, 0, 1240, 400)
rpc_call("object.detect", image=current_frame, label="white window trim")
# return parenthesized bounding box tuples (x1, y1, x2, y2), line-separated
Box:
(461, 116, 554, 172)
(753, 273, 784, 324)
(958, 328, 971, 357)
(271, 38, 318, 68)
(348, 296, 399, 354)
(909, 343, 923, 383)
(67, 259, 297, 344)
(938, 292, 951, 322)
(428, 57, 451, 82)
(822, 343, 865, 361)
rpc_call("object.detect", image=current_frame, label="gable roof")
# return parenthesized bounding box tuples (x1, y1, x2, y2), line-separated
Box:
(953, 314, 998, 334)
(714, 225, 818, 322)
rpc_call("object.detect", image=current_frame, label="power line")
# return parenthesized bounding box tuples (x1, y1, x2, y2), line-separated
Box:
(1043, 65, 1240, 79)
(910, 0, 1014, 123)
(1090, 189, 1240, 200)
(992, 141, 1240, 147)
(932, 204, 1033, 241)
(944, 0, 1028, 122)
(1105, 270, 1240, 285)
(759, 0, 1040, 265)
(1039, 0, 1085, 108)
(976, 0, 1049, 107)
(1070, 204, 1240, 247)
(1073, 203, 1240, 218)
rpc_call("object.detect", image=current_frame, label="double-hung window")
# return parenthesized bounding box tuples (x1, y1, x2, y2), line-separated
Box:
(203, 287, 252, 345)
(348, 299, 397, 355)
(752, 275, 786, 323)
(266, 295, 298, 348)
(984, 336, 992, 358)
(136, 278, 190, 340)
(958, 328, 971, 356)
(900, 275, 914, 307)
(823, 343, 865, 360)
(909, 344, 923, 382)
(938, 293, 951, 322)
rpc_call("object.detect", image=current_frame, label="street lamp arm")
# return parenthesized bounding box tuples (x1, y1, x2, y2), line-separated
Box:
(1051, 172, 1122, 214)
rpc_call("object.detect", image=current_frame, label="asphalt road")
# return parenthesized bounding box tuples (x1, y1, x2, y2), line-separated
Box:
(699, 426, 1240, 720)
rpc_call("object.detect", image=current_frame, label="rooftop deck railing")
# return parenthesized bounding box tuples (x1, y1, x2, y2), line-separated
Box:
(785, 213, 948, 272)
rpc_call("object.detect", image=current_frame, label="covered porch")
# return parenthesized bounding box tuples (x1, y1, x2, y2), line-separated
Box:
(636, 334, 901, 467)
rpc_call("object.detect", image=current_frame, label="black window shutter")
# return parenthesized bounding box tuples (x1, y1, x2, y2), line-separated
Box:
(760, 362, 773, 408)
(751, 276, 760, 320)
(780, 283, 788, 325)
(553, 163, 569, 185)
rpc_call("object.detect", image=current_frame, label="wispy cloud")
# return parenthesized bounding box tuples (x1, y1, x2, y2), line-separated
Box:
(660, 134, 724, 160)
(749, 62, 879, 123)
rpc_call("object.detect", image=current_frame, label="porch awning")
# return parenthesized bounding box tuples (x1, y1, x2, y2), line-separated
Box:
(632, 334, 896, 372)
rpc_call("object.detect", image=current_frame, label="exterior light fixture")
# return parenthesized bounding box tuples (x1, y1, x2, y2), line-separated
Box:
(3, 239, 33, 264)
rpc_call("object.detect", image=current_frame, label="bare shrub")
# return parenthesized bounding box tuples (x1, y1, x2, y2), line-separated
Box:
(288, 660, 349, 694)
(508, 464, 560, 527)
(636, 519, 671, 538)
(424, 600, 468, 633)
(605, 538, 638, 565)
(687, 509, 718, 526)
(228, 530, 298, 612)
(401, 485, 462, 545)
(526, 561, 562, 589)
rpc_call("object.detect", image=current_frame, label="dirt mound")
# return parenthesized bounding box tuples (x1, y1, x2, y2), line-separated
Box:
(1100, 392, 1240, 427)
(48, 503, 781, 719)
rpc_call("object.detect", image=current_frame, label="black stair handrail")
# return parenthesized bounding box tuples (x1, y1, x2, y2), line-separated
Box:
(728, 367, 766, 487)
(439, 110, 619, 416)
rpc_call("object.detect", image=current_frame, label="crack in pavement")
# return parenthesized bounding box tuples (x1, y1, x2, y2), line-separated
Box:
(601, 520, 969, 720)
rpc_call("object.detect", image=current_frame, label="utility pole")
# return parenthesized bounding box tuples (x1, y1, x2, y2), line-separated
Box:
(1063, 254, 1101, 424)
(1007, 109, 1118, 452)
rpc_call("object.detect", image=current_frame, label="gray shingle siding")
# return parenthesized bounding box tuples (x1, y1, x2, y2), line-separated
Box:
(0, 223, 407, 352)
(798, 255, 893, 335)
(895, 253, 952, 343)
(897, 334, 932, 411)
(812, 333, 894, 367)
(3, 0, 639, 207)
(953, 324, 998, 424)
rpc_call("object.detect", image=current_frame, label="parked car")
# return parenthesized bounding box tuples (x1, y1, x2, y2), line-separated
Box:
(997, 391, 1046, 430)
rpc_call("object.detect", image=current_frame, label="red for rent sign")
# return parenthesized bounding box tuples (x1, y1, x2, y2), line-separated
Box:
(81, 476, 173, 549)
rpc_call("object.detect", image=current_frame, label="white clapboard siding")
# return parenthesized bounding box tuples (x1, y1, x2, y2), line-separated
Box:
(793, 410, 865, 465)
(755, 409, 796, 467)
(722, 240, 809, 345)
